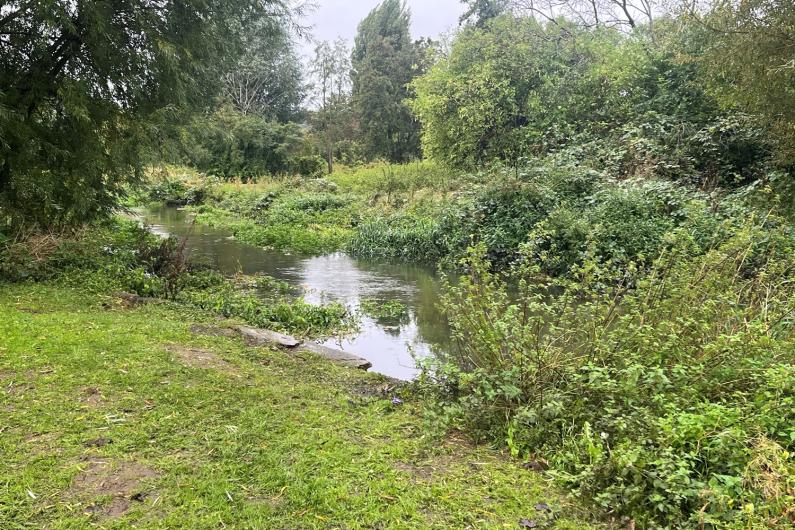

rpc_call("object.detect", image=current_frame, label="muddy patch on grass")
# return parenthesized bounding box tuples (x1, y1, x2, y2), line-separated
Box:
(23, 432, 62, 456)
(84, 437, 114, 448)
(394, 455, 457, 483)
(17, 307, 51, 315)
(79, 387, 104, 406)
(166, 344, 239, 374)
(71, 457, 158, 519)
(4, 380, 34, 396)
(349, 378, 403, 399)
(189, 324, 238, 339)
(394, 435, 497, 484)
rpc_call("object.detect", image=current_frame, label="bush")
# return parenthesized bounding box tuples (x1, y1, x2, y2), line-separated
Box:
(146, 179, 206, 206)
(420, 223, 795, 527)
(359, 298, 409, 326)
(185, 107, 311, 180)
(290, 155, 326, 178)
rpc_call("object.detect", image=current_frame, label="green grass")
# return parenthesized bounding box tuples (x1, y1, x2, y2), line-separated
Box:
(0, 282, 598, 529)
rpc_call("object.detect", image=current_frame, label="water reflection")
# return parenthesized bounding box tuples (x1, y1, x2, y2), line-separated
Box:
(138, 206, 451, 379)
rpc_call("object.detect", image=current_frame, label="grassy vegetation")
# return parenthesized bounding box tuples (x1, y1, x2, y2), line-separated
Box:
(0, 220, 350, 338)
(138, 160, 741, 276)
(0, 282, 598, 529)
(172, 162, 456, 257)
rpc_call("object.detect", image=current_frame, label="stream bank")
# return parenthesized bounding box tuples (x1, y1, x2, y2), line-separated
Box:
(139, 205, 452, 380)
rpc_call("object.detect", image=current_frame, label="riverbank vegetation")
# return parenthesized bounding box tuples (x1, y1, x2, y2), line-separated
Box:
(2, 0, 794, 527)
(0, 221, 350, 338)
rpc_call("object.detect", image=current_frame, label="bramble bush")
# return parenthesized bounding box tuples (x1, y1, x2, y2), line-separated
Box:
(419, 221, 795, 528)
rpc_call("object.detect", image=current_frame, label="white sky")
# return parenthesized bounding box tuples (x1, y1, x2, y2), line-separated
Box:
(298, 0, 467, 58)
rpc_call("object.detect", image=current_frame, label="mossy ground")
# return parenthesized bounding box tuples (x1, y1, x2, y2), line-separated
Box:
(0, 282, 598, 529)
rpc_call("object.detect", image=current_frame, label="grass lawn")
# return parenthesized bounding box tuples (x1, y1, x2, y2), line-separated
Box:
(0, 283, 598, 529)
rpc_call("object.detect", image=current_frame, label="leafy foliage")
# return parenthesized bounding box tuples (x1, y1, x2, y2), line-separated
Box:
(697, 0, 795, 164)
(421, 224, 795, 527)
(351, 0, 426, 163)
(359, 298, 409, 326)
(0, 0, 287, 229)
(409, 15, 774, 192)
(185, 106, 312, 180)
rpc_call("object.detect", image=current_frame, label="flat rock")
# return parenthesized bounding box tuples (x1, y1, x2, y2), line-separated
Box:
(302, 343, 372, 371)
(235, 326, 301, 348)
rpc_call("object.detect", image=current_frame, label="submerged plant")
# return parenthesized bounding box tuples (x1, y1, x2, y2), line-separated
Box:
(359, 298, 409, 325)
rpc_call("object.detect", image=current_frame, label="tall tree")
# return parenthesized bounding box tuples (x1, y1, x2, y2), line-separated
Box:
(311, 39, 353, 173)
(460, 0, 508, 27)
(222, 17, 307, 122)
(0, 0, 287, 227)
(351, 0, 423, 163)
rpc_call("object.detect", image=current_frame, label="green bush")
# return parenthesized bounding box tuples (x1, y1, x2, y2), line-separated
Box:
(359, 298, 409, 326)
(180, 284, 349, 337)
(290, 155, 326, 178)
(146, 179, 206, 206)
(185, 107, 311, 180)
(420, 223, 795, 527)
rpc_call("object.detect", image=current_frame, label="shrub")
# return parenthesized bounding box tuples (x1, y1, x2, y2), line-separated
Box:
(359, 299, 409, 326)
(290, 155, 326, 178)
(420, 222, 795, 527)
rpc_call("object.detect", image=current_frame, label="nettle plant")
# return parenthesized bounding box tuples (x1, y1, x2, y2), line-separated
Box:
(421, 222, 795, 528)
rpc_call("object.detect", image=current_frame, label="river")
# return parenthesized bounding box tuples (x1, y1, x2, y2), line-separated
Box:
(138, 206, 451, 380)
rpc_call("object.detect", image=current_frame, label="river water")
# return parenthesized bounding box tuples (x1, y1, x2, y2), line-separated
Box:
(138, 206, 451, 379)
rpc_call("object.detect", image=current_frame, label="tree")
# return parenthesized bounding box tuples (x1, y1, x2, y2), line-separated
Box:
(410, 17, 579, 167)
(504, 0, 658, 40)
(221, 17, 307, 122)
(0, 0, 288, 228)
(694, 0, 795, 165)
(351, 0, 424, 163)
(311, 39, 354, 173)
(460, 0, 508, 27)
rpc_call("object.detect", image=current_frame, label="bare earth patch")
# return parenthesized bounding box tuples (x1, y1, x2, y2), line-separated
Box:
(394, 455, 457, 483)
(166, 344, 239, 374)
(71, 458, 158, 519)
(394, 435, 499, 483)
(189, 324, 238, 338)
(4, 381, 33, 396)
(17, 307, 50, 315)
(79, 387, 103, 406)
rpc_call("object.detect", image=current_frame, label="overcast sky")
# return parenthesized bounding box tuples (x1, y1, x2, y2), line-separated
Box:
(298, 0, 467, 58)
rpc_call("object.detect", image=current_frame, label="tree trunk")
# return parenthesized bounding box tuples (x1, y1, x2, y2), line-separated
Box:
(0, 159, 11, 194)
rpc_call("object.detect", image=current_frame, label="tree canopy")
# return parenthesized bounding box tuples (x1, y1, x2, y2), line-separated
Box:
(0, 0, 287, 227)
(697, 0, 795, 164)
(351, 0, 425, 163)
